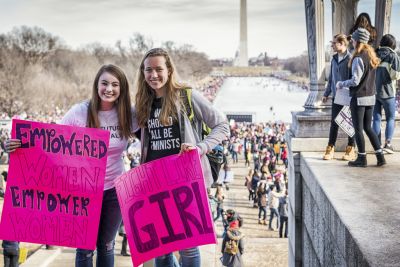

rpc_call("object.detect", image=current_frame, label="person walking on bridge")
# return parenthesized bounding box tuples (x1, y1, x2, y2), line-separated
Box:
(336, 28, 386, 167)
(372, 34, 400, 153)
(322, 33, 356, 161)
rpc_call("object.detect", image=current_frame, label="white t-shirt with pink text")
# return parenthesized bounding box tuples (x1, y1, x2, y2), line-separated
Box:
(61, 101, 137, 190)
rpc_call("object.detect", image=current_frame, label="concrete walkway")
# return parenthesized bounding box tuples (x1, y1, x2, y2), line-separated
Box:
(1, 159, 288, 267)
(299, 151, 400, 266)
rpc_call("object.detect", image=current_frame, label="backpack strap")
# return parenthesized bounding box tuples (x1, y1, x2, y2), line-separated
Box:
(179, 88, 194, 144)
(179, 88, 211, 141)
(226, 229, 244, 240)
(180, 88, 195, 122)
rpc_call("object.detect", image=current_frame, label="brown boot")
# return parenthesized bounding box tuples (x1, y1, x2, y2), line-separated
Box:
(323, 145, 334, 160)
(342, 146, 356, 161)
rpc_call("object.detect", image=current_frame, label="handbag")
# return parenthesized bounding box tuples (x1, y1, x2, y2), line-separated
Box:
(334, 87, 351, 106)
(206, 150, 226, 183)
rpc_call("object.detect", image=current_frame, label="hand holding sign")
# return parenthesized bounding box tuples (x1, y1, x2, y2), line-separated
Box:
(115, 149, 216, 267)
(5, 139, 21, 153)
(180, 143, 198, 153)
(0, 119, 110, 250)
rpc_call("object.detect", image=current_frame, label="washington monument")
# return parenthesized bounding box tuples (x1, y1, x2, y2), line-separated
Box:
(236, 0, 248, 66)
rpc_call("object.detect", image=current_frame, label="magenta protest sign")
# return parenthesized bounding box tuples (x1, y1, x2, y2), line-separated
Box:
(115, 150, 216, 267)
(0, 119, 110, 250)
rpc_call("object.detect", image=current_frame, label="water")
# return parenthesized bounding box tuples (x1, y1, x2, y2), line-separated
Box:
(213, 77, 309, 123)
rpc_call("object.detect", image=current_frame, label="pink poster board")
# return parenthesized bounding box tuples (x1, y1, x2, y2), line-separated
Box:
(115, 150, 216, 267)
(0, 119, 110, 250)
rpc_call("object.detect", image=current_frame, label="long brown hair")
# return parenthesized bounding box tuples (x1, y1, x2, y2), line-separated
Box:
(87, 64, 133, 139)
(349, 13, 377, 45)
(134, 48, 189, 127)
(349, 42, 380, 69)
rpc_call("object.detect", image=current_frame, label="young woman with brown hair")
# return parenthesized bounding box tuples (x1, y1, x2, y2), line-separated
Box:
(134, 48, 229, 267)
(336, 28, 386, 167)
(6, 64, 138, 267)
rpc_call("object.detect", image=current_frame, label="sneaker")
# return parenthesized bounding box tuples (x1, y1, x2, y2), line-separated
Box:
(342, 146, 356, 161)
(383, 144, 395, 154)
(323, 145, 334, 160)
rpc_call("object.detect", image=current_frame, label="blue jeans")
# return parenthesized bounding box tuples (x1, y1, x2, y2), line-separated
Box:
(279, 216, 288, 238)
(75, 188, 122, 267)
(155, 247, 200, 267)
(214, 207, 223, 222)
(269, 208, 280, 229)
(258, 206, 267, 220)
(231, 151, 238, 163)
(373, 97, 396, 144)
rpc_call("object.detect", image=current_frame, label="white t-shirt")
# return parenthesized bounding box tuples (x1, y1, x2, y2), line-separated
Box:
(61, 101, 137, 190)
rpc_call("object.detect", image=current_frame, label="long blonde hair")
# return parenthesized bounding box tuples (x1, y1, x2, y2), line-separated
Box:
(349, 42, 380, 69)
(135, 48, 189, 127)
(87, 64, 133, 139)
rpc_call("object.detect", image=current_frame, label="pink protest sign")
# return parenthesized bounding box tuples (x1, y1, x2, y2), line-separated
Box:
(115, 149, 216, 267)
(0, 119, 110, 250)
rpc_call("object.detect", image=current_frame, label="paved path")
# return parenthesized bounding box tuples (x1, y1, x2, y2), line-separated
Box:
(1, 159, 288, 267)
(211, 159, 288, 267)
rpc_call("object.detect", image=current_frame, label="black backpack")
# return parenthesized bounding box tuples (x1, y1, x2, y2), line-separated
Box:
(180, 88, 225, 183)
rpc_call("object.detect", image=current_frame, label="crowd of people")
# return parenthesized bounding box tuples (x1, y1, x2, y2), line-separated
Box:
(194, 76, 225, 102)
(202, 120, 291, 266)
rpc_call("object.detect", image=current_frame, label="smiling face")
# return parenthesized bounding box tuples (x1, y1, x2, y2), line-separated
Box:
(97, 71, 120, 110)
(143, 56, 170, 97)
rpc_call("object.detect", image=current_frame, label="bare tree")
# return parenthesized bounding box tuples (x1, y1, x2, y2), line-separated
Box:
(129, 33, 154, 56)
(282, 52, 309, 77)
(5, 26, 63, 64)
(84, 42, 119, 65)
(0, 45, 28, 115)
(0, 28, 213, 117)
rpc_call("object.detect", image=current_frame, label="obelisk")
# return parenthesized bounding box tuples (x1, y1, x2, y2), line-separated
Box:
(238, 0, 248, 66)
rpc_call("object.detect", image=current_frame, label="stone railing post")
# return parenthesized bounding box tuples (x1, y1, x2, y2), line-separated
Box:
(302, 0, 326, 113)
(375, 0, 392, 46)
(331, 0, 359, 36)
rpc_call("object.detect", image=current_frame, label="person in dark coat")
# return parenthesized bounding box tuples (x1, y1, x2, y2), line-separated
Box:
(372, 34, 400, 153)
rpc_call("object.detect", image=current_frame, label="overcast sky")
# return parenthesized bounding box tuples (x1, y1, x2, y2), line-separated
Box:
(0, 0, 399, 59)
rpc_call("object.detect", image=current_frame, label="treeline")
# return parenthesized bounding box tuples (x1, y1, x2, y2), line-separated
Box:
(0, 26, 212, 116)
(282, 52, 309, 78)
